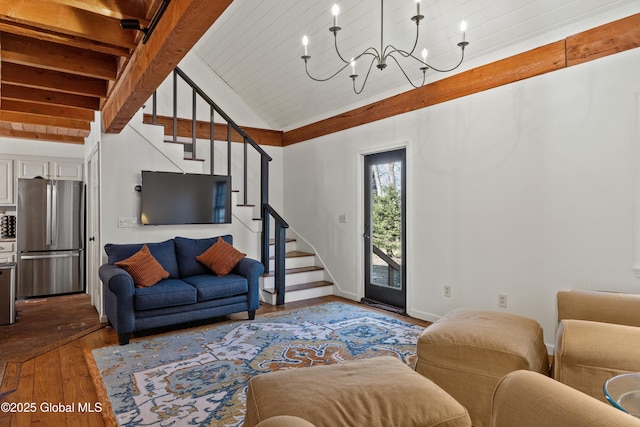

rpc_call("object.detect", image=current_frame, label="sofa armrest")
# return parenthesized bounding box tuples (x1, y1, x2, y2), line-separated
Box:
(557, 290, 640, 326)
(99, 264, 136, 336)
(491, 370, 640, 427)
(233, 257, 265, 311)
(553, 319, 640, 401)
(99, 264, 135, 297)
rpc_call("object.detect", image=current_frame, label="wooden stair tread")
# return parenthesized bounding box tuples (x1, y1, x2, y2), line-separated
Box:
(164, 139, 192, 146)
(263, 265, 323, 277)
(269, 237, 296, 245)
(270, 250, 314, 260)
(263, 281, 333, 294)
(183, 157, 205, 162)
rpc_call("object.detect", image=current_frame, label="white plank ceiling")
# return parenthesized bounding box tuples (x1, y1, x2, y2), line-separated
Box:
(193, 0, 639, 131)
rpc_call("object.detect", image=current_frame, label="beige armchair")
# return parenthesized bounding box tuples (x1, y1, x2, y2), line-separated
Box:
(553, 290, 640, 402)
(492, 370, 640, 426)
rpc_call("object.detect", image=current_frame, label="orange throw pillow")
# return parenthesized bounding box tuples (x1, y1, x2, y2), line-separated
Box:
(196, 237, 246, 276)
(115, 244, 169, 288)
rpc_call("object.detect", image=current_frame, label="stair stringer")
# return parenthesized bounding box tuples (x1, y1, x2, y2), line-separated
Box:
(128, 108, 203, 174)
(260, 227, 338, 304)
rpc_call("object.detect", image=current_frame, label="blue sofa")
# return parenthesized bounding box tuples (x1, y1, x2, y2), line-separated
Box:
(98, 235, 264, 345)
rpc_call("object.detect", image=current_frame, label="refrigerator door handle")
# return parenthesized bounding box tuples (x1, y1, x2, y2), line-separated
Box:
(20, 252, 80, 260)
(51, 181, 58, 247)
(46, 181, 52, 246)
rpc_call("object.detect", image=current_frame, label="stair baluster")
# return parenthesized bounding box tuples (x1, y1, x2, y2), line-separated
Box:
(151, 67, 290, 304)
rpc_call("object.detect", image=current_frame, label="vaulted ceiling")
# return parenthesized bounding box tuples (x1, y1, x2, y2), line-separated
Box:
(194, 0, 639, 131)
(0, 1, 638, 145)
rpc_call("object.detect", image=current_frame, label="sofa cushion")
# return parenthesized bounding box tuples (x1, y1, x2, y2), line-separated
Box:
(105, 239, 180, 279)
(196, 237, 246, 276)
(175, 235, 234, 277)
(182, 274, 248, 302)
(114, 244, 169, 288)
(134, 279, 197, 311)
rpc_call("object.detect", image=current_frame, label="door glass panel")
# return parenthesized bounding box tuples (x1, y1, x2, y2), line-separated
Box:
(370, 161, 402, 289)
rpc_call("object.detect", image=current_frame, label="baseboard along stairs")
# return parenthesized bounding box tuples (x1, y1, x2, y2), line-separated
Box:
(261, 237, 334, 305)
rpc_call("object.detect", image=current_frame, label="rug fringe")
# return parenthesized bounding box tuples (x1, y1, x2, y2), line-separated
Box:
(84, 347, 119, 427)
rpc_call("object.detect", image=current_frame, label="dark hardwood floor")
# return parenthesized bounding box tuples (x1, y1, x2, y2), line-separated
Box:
(0, 294, 105, 384)
(0, 294, 430, 427)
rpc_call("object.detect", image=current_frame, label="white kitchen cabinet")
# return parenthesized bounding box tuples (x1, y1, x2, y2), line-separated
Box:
(0, 242, 15, 263)
(52, 161, 83, 180)
(18, 159, 48, 180)
(18, 158, 83, 181)
(0, 159, 14, 204)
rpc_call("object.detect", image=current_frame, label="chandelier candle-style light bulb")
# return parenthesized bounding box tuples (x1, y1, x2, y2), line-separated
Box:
(332, 4, 339, 27)
(301, 0, 470, 94)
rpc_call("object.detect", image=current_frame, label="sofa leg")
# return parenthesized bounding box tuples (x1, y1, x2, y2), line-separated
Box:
(248, 310, 256, 320)
(118, 333, 130, 345)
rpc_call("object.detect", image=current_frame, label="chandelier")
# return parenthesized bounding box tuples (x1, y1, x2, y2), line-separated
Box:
(301, 0, 469, 94)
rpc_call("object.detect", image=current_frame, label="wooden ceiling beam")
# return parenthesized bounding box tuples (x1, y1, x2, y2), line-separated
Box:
(566, 13, 640, 66)
(0, 110, 91, 133)
(0, 128, 85, 144)
(0, 22, 132, 58)
(1, 62, 108, 98)
(1, 32, 118, 80)
(142, 114, 284, 147)
(50, 0, 152, 21)
(2, 84, 100, 110)
(0, 0, 136, 50)
(0, 99, 96, 122)
(102, 0, 234, 133)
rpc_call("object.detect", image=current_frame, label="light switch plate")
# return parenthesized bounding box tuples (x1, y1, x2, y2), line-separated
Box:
(118, 217, 138, 228)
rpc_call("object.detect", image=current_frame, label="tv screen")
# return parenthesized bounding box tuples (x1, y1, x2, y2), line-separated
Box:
(140, 171, 231, 225)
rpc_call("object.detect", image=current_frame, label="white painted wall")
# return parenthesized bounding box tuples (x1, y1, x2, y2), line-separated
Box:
(149, 52, 272, 129)
(0, 137, 85, 159)
(99, 54, 284, 261)
(282, 47, 640, 348)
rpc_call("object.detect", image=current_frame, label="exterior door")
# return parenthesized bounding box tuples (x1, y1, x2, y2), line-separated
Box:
(363, 149, 406, 311)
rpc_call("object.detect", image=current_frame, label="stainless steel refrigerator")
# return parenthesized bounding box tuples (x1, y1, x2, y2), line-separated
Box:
(17, 178, 84, 297)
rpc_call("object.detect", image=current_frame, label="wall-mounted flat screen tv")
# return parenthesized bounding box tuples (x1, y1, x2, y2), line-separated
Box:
(141, 171, 232, 225)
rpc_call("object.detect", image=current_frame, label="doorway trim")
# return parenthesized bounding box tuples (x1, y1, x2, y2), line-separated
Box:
(87, 142, 106, 322)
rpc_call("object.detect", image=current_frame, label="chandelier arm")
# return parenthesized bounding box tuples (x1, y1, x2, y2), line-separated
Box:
(382, 17, 421, 59)
(333, 31, 351, 64)
(387, 54, 427, 89)
(353, 57, 377, 94)
(354, 48, 381, 62)
(304, 60, 352, 82)
(419, 47, 467, 73)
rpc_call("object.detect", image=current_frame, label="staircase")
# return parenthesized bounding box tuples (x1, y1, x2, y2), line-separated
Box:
(261, 236, 334, 304)
(148, 67, 334, 306)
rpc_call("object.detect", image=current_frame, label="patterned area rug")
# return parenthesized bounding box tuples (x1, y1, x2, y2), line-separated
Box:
(87, 302, 425, 427)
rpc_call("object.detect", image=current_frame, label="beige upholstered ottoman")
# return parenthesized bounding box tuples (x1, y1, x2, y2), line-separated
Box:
(415, 308, 549, 427)
(243, 356, 471, 427)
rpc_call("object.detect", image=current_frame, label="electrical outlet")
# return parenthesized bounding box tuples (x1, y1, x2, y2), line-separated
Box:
(498, 294, 508, 308)
(444, 285, 451, 298)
